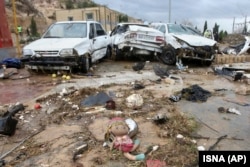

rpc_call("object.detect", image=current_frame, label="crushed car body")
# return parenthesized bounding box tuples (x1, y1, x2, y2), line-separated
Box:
(151, 23, 218, 65)
(221, 36, 250, 55)
(109, 23, 165, 60)
(21, 21, 110, 73)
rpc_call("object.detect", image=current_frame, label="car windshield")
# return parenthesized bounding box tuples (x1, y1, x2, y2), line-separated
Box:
(43, 23, 87, 38)
(167, 24, 194, 35)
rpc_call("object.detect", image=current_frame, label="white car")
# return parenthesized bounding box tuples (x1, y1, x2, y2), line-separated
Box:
(152, 23, 217, 65)
(108, 23, 165, 60)
(21, 21, 110, 73)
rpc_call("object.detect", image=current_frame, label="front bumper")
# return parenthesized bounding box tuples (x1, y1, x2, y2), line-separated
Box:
(23, 56, 78, 70)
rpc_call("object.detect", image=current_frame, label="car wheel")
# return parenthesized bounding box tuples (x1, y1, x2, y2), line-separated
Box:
(80, 55, 90, 73)
(160, 45, 176, 65)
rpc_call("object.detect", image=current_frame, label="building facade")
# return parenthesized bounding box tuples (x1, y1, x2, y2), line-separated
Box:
(55, 6, 141, 31)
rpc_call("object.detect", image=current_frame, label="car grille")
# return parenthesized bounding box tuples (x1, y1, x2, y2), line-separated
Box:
(34, 50, 59, 56)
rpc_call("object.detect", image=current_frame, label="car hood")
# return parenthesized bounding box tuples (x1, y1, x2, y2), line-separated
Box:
(172, 34, 217, 46)
(24, 38, 86, 50)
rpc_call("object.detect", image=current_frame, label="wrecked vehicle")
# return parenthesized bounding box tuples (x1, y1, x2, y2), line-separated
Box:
(21, 21, 110, 73)
(152, 23, 217, 65)
(221, 36, 250, 55)
(108, 23, 165, 60)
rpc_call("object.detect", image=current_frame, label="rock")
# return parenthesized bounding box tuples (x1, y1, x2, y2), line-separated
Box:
(126, 94, 143, 109)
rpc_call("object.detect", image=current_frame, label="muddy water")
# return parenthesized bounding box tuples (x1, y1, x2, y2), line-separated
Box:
(176, 73, 250, 150)
(0, 72, 55, 105)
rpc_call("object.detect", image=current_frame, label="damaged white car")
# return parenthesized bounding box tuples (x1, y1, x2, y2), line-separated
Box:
(108, 23, 165, 60)
(152, 23, 217, 65)
(21, 21, 110, 73)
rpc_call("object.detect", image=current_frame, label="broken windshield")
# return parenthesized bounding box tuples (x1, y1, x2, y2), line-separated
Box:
(43, 23, 87, 38)
(168, 24, 194, 35)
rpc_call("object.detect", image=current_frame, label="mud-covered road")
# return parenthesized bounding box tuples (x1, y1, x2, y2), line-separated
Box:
(0, 59, 249, 167)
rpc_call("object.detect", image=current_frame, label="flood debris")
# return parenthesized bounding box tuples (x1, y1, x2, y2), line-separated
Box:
(0, 103, 25, 136)
(132, 61, 146, 71)
(181, 84, 211, 102)
(213, 63, 250, 83)
(152, 113, 168, 124)
(208, 135, 228, 151)
(80, 92, 113, 107)
(73, 143, 88, 162)
(217, 107, 241, 115)
(221, 36, 250, 56)
(126, 94, 144, 109)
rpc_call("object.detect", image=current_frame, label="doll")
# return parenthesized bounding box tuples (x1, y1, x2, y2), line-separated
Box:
(105, 117, 158, 161)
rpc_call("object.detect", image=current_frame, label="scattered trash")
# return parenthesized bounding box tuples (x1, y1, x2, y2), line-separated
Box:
(1, 57, 22, 69)
(227, 108, 241, 115)
(169, 94, 182, 102)
(197, 146, 206, 151)
(0, 66, 18, 79)
(152, 113, 168, 124)
(0, 103, 25, 136)
(132, 83, 145, 90)
(34, 103, 42, 110)
(181, 84, 211, 102)
(126, 94, 144, 109)
(176, 134, 184, 139)
(73, 143, 88, 162)
(105, 100, 116, 110)
(176, 59, 188, 70)
(80, 92, 113, 107)
(153, 64, 170, 78)
(132, 61, 146, 71)
(217, 107, 241, 115)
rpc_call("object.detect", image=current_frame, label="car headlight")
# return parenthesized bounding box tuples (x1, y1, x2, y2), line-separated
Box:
(60, 49, 74, 56)
(22, 49, 34, 56)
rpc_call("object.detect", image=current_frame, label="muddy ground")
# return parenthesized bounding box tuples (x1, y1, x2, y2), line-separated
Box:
(0, 59, 249, 167)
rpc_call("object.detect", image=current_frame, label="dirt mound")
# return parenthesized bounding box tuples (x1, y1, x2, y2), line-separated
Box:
(222, 34, 246, 45)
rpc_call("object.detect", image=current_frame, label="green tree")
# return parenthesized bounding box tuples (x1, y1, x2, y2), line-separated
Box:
(203, 21, 208, 34)
(212, 23, 219, 34)
(65, 0, 74, 9)
(118, 14, 128, 22)
(30, 16, 39, 37)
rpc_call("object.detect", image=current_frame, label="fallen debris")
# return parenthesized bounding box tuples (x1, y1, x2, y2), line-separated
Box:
(181, 84, 211, 102)
(217, 107, 241, 115)
(208, 135, 228, 151)
(0, 103, 25, 136)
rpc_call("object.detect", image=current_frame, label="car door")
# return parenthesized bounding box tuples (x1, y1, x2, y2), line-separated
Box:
(90, 23, 109, 62)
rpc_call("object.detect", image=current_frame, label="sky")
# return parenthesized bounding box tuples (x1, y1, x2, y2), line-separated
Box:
(93, 0, 250, 33)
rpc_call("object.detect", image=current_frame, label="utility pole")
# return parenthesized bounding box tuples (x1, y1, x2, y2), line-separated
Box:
(168, 0, 171, 23)
(232, 17, 235, 33)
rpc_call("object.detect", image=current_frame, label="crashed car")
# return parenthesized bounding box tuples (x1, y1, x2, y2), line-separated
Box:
(152, 23, 217, 65)
(108, 23, 165, 60)
(21, 21, 110, 73)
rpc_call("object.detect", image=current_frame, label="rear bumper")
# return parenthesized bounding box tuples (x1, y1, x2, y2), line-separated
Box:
(117, 41, 163, 54)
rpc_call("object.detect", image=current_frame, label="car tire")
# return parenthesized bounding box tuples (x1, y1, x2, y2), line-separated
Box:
(80, 55, 90, 73)
(160, 45, 176, 65)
